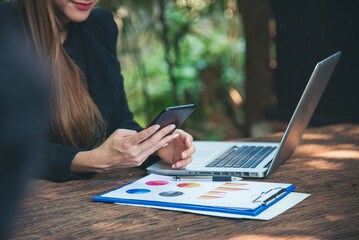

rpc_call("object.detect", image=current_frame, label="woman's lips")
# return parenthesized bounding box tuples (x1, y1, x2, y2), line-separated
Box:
(72, 1, 93, 10)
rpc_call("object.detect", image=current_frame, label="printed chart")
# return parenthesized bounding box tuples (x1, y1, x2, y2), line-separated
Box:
(159, 191, 184, 197)
(102, 174, 292, 211)
(146, 181, 169, 186)
(199, 182, 249, 199)
(126, 189, 151, 194)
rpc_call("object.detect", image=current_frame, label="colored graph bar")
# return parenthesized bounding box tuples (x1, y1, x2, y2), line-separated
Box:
(215, 187, 249, 191)
(199, 195, 223, 199)
(207, 191, 226, 195)
(223, 182, 248, 187)
(177, 183, 201, 188)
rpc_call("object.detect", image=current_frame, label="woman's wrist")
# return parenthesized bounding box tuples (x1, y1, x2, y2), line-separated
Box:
(70, 148, 102, 173)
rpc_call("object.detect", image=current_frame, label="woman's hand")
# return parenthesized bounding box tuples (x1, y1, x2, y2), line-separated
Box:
(156, 129, 196, 169)
(70, 124, 180, 173)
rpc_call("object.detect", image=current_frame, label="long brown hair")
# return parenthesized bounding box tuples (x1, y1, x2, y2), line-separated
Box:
(15, 0, 105, 148)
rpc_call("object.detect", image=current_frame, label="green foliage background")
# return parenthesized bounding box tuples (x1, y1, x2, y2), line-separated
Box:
(105, 0, 246, 140)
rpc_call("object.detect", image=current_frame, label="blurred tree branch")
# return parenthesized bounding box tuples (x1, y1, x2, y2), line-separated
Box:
(237, 0, 273, 135)
(159, 0, 179, 105)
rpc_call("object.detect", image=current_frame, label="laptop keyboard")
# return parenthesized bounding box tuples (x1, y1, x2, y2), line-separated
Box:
(205, 145, 276, 168)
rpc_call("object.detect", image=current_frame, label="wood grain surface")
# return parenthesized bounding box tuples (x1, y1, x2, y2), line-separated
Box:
(9, 124, 359, 240)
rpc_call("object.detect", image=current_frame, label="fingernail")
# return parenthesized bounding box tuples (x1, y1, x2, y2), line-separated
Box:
(168, 124, 176, 131)
(154, 124, 160, 131)
(182, 153, 188, 159)
(162, 143, 168, 148)
(172, 162, 182, 168)
(172, 133, 179, 139)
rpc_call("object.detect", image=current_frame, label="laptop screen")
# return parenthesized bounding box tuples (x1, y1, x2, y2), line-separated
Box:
(266, 52, 341, 176)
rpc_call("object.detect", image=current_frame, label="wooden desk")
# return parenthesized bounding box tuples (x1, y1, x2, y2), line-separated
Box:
(9, 124, 359, 239)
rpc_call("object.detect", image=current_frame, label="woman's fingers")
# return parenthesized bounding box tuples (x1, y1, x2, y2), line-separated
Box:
(118, 124, 179, 152)
(137, 124, 176, 148)
(113, 125, 161, 155)
(105, 126, 194, 171)
(138, 132, 180, 161)
(111, 125, 177, 167)
(172, 157, 193, 169)
(129, 124, 161, 145)
(180, 144, 196, 160)
(172, 144, 195, 169)
(175, 129, 193, 147)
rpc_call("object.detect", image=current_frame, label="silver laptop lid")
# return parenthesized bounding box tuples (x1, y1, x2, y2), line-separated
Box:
(266, 51, 341, 176)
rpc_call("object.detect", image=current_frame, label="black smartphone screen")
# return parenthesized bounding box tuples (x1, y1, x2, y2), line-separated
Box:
(148, 104, 196, 134)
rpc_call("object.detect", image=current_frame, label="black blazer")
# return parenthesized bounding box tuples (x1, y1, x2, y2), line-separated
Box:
(1, 3, 146, 182)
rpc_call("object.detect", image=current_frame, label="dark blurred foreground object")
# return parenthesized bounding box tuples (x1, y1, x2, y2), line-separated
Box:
(0, 5, 49, 239)
(269, 0, 359, 125)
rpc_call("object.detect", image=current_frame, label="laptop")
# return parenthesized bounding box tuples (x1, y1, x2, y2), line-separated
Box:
(147, 52, 341, 178)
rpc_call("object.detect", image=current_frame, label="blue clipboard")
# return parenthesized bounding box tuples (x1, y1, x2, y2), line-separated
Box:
(93, 179, 296, 216)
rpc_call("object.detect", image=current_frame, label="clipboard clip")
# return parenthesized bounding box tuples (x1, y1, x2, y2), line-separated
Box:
(252, 187, 287, 206)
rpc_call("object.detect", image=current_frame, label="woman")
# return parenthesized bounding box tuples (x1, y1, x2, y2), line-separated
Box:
(0, 0, 195, 182)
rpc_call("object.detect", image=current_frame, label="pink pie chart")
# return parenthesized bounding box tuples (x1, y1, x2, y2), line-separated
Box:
(145, 181, 169, 186)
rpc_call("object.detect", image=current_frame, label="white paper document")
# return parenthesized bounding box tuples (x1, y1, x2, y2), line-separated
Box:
(118, 192, 310, 220)
(101, 174, 293, 211)
(95, 174, 310, 220)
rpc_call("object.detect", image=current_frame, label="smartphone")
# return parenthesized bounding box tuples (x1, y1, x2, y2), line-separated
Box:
(148, 104, 196, 134)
